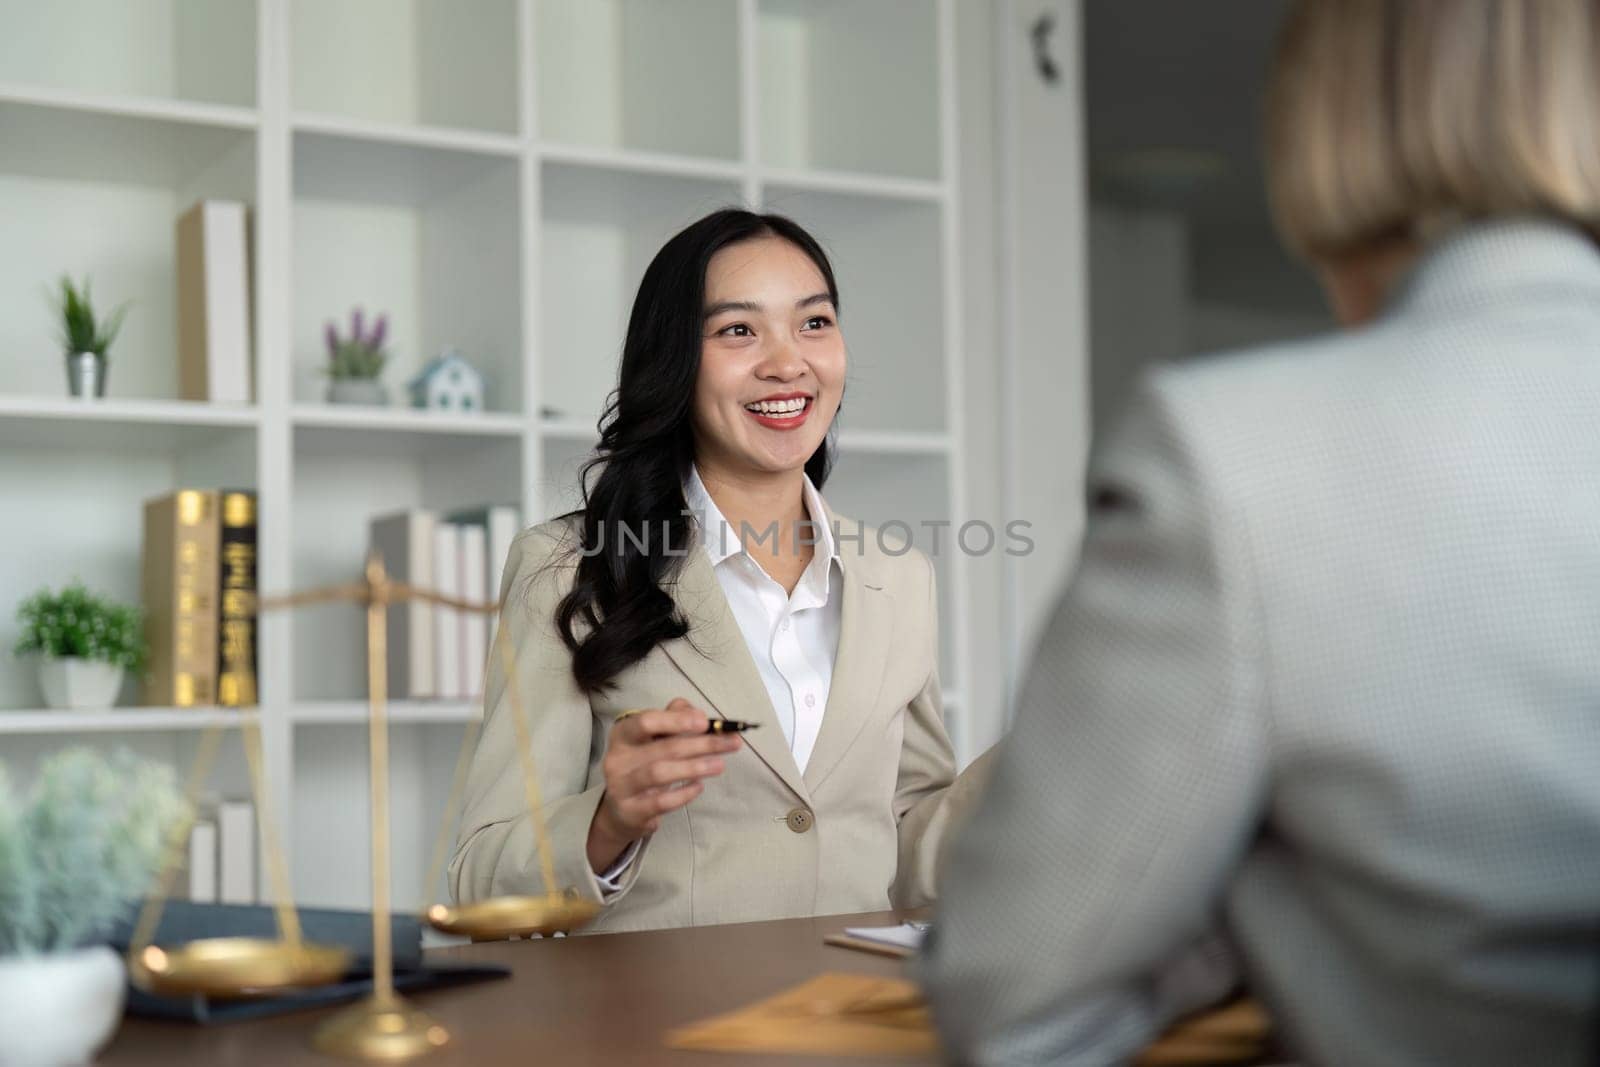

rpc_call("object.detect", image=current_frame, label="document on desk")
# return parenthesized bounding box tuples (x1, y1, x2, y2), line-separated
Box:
(824, 921, 929, 959)
(666, 972, 937, 1058)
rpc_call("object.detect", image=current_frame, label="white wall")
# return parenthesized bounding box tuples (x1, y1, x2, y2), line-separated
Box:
(993, 0, 1092, 714)
(1088, 203, 1188, 434)
(954, 0, 1008, 757)
(1087, 204, 1333, 438)
(1189, 300, 1330, 354)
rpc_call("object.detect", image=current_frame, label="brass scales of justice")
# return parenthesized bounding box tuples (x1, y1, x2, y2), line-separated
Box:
(124, 551, 601, 1061)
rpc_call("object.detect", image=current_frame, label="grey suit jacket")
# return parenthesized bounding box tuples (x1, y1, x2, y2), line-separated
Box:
(448, 505, 993, 934)
(919, 219, 1600, 1065)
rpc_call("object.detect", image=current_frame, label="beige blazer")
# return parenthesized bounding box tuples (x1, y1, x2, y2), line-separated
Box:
(448, 507, 991, 934)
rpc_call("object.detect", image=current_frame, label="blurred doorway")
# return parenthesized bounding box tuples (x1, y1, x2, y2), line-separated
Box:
(1084, 0, 1331, 432)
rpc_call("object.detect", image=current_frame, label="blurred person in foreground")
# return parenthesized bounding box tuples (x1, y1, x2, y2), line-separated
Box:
(919, 1, 1600, 1063)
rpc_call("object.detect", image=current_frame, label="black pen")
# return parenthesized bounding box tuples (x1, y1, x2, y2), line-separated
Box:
(616, 708, 760, 735)
(706, 718, 761, 735)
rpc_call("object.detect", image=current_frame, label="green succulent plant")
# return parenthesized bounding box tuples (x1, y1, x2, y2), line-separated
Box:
(0, 748, 187, 956)
(55, 275, 129, 358)
(13, 582, 147, 673)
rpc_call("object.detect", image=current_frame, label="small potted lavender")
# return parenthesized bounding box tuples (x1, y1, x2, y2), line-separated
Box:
(324, 307, 389, 406)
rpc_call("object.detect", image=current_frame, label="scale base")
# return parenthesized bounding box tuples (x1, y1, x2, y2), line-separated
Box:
(313, 995, 450, 1062)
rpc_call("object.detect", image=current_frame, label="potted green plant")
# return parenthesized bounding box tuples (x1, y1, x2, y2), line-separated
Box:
(0, 748, 186, 1067)
(325, 307, 389, 405)
(54, 275, 129, 400)
(13, 583, 146, 711)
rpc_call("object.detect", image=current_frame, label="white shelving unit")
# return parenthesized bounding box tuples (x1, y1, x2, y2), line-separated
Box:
(0, 0, 970, 913)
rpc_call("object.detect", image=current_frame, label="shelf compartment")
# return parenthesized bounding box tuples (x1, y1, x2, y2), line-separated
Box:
(0, 707, 261, 734)
(836, 430, 952, 455)
(760, 184, 947, 435)
(0, 95, 256, 402)
(293, 112, 520, 160)
(290, 0, 518, 135)
(0, 729, 256, 816)
(757, 166, 944, 204)
(291, 700, 480, 726)
(0, 82, 257, 133)
(539, 162, 742, 430)
(0, 93, 256, 189)
(537, 142, 743, 184)
(291, 405, 524, 459)
(293, 128, 521, 209)
(537, 433, 596, 524)
(0, 423, 257, 711)
(536, 0, 739, 160)
(289, 432, 521, 703)
(292, 131, 523, 413)
(0, 398, 258, 452)
(758, 0, 940, 180)
(292, 719, 467, 912)
(0, 0, 256, 107)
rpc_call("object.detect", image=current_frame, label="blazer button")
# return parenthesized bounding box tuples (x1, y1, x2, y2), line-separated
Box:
(785, 808, 813, 834)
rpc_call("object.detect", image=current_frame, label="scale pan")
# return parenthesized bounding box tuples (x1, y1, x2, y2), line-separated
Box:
(426, 893, 601, 939)
(129, 937, 352, 998)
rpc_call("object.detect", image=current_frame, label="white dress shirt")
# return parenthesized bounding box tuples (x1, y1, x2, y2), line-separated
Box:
(596, 466, 842, 887)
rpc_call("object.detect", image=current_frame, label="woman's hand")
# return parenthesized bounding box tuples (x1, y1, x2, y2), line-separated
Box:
(586, 698, 743, 874)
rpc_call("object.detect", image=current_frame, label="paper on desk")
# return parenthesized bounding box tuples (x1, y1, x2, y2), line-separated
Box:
(842, 922, 928, 952)
(665, 972, 937, 1058)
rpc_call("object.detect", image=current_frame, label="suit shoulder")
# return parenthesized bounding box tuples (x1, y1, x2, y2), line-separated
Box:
(505, 515, 585, 611)
(510, 515, 584, 568)
(1146, 327, 1353, 406)
(831, 513, 935, 594)
(1138, 312, 1438, 429)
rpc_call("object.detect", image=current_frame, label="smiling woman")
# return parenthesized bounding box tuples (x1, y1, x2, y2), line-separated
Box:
(448, 209, 995, 934)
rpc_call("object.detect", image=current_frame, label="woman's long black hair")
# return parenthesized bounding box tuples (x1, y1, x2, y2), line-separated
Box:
(554, 208, 839, 693)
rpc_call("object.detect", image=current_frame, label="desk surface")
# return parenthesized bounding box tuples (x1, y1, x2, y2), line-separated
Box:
(105, 911, 927, 1066)
(104, 911, 1270, 1066)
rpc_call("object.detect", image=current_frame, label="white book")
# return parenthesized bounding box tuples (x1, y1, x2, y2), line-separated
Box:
(369, 510, 437, 699)
(186, 818, 218, 904)
(216, 799, 256, 905)
(432, 523, 463, 701)
(458, 522, 488, 699)
(446, 505, 520, 605)
(176, 200, 252, 404)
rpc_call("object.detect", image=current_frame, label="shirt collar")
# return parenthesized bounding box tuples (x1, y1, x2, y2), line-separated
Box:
(683, 465, 839, 596)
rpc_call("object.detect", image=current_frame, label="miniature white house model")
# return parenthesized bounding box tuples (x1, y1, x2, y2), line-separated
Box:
(408, 350, 484, 412)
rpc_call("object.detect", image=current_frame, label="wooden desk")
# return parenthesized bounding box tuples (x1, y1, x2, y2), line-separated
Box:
(104, 911, 1271, 1065)
(105, 911, 925, 1066)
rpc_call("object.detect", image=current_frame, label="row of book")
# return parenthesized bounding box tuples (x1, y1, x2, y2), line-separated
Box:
(369, 506, 520, 701)
(182, 798, 257, 905)
(139, 491, 519, 706)
(142, 489, 258, 707)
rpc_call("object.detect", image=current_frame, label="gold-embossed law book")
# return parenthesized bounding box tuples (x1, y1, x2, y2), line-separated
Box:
(217, 489, 258, 706)
(142, 490, 219, 707)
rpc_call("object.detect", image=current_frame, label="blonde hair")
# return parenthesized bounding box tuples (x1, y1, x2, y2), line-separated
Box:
(1265, 0, 1600, 261)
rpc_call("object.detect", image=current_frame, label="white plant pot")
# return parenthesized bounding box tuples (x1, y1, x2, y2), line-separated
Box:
(327, 379, 388, 406)
(0, 947, 126, 1067)
(35, 658, 124, 711)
